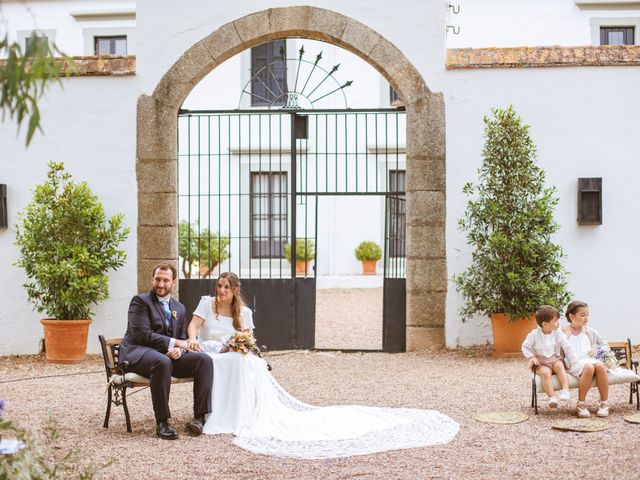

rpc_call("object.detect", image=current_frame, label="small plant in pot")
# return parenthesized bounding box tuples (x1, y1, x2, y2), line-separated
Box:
(354, 241, 382, 275)
(452, 106, 571, 357)
(15, 162, 129, 363)
(284, 239, 315, 276)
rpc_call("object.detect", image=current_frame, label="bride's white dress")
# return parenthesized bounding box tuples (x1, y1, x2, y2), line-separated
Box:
(193, 296, 459, 459)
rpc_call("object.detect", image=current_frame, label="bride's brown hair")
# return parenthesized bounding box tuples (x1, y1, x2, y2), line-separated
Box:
(215, 272, 245, 330)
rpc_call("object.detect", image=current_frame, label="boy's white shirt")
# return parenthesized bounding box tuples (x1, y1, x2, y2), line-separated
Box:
(521, 327, 577, 366)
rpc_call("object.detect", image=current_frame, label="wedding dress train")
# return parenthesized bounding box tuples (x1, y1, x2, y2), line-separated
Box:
(193, 296, 459, 459)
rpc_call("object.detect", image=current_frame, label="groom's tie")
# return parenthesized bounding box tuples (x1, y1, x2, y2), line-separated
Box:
(160, 299, 172, 335)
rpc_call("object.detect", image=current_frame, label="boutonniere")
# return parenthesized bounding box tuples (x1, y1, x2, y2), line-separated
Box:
(171, 310, 177, 320)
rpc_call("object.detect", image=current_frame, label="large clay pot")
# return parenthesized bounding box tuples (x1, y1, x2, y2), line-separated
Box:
(361, 259, 378, 275)
(295, 260, 311, 276)
(490, 313, 536, 358)
(40, 319, 92, 363)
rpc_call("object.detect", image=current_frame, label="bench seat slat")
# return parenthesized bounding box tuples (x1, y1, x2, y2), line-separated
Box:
(535, 367, 640, 393)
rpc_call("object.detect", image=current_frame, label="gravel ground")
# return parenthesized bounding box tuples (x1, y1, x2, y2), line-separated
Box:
(2, 350, 639, 480)
(315, 288, 382, 350)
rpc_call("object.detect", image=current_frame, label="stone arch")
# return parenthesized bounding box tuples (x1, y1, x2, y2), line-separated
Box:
(136, 6, 446, 349)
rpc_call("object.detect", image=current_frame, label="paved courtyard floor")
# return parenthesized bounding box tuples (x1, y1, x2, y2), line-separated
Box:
(1, 349, 639, 479)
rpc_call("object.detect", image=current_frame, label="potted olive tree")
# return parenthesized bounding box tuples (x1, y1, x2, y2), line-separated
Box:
(15, 162, 129, 363)
(354, 241, 382, 275)
(453, 106, 571, 357)
(285, 239, 315, 276)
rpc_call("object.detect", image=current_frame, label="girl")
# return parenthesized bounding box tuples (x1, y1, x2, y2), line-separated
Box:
(563, 300, 610, 418)
(522, 305, 576, 408)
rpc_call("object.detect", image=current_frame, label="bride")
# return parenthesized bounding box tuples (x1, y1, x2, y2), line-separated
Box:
(187, 272, 459, 459)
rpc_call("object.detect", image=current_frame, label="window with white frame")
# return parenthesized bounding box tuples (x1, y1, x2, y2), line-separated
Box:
(250, 172, 288, 258)
(250, 40, 288, 107)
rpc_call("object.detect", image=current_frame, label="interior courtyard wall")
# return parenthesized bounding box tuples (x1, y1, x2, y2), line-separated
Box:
(0, 76, 138, 354)
(444, 65, 640, 347)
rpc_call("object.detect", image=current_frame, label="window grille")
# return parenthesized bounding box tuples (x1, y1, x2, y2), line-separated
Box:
(250, 172, 288, 258)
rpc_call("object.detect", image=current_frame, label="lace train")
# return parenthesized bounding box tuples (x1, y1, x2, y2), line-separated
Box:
(231, 370, 460, 459)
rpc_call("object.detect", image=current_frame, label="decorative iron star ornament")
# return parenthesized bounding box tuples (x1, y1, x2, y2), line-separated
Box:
(240, 45, 353, 109)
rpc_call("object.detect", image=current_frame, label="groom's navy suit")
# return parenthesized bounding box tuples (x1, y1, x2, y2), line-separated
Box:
(120, 290, 213, 423)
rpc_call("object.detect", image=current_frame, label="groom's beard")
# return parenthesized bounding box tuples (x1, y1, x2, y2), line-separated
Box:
(154, 284, 173, 297)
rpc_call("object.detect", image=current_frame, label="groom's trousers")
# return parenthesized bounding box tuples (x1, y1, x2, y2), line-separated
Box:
(131, 350, 213, 423)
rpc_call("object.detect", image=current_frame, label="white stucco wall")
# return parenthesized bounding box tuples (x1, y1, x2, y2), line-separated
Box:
(444, 66, 640, 346)
(0, 76, 137, 354)
(446, 0, 640, 48)
(2, 0, 639, 354)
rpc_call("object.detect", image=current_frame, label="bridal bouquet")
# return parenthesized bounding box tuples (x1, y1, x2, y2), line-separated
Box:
(227, 330, 261, 356)
(588, 345, 619, 369)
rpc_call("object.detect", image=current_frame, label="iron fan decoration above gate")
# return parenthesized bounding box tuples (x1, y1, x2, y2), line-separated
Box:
(239, 45, 353, 109)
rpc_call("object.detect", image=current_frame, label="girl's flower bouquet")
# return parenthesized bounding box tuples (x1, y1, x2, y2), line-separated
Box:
(226, 330, 261, 356)
(589, 345, 619, 369)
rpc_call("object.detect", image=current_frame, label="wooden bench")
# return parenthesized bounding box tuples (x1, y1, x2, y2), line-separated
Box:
(531, 339, 640, 414)
(98, 335, 193, 433)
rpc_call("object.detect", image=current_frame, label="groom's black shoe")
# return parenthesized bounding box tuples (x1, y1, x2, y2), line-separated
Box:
(156, 420, 179, 440)
(186, 416, 205, 436)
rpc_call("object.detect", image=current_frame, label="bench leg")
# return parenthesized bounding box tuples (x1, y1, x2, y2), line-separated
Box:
(121, 386, 133, 433)
(103, 385, 113, 429)
(635, 381, 639, 411)
(531, 379, 539, 415)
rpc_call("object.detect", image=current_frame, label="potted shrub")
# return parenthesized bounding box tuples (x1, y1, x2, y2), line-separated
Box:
(178, 220, 230, 278)
(284, 239, 315, 276)
(453, 106, 571, 357)
(354, 241, 382, 275)
(15, 162, 129, 363)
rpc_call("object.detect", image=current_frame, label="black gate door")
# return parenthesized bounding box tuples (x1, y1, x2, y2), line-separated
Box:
(383, 194, 406, 352)
(178, 108, 406, 351)
(177, 111, 316, 350)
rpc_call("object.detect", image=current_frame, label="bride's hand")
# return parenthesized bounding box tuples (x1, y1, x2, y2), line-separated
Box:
(186, 339, 201, 352)
(219, 345, 230, 353)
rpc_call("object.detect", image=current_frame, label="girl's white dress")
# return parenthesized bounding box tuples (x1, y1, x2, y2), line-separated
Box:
(565, 327, 606, 377)
(192, 296, 459, 459)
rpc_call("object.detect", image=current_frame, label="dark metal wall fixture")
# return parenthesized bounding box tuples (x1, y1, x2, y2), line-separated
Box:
(0, 184, 7, 229)
(577, 177, 602, 225)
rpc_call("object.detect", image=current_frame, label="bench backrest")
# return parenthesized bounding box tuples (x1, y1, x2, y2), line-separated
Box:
(98, 335, 123, 381)
(608, 339, 633, 370)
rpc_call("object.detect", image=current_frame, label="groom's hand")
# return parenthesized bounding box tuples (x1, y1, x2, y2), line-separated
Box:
(166, 347, 183, 359)
(186, 339, 202, 352)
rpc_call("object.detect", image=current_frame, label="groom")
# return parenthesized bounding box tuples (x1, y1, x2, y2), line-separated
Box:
(120, 264, 213, 439)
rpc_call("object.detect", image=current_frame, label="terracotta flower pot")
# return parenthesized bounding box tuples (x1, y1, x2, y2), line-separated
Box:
(295, 260, 311, 276)
(40, 319, 92, 363)
(490, 313, 537, 358)
(361, 259, 378, 275)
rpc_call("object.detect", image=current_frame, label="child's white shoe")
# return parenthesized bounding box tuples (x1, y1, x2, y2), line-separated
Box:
(576, 401, 590, 418)
(548, 396, 559, 409)
(558, 390, 571, 402)
(596, 401, 610, 418)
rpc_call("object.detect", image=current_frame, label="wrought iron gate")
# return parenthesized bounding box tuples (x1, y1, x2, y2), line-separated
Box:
(177, 108, 406, 351)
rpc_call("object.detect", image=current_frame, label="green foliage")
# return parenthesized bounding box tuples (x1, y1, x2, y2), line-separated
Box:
(284, 239, 315, 261)
(0, 33, 76, 146)
(179, 221, 231, 278)
(0, 414, 110, 479)
(354, 241, 382, 261)
(14, 162, 129, 319)
(453, 106, 571, 321)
